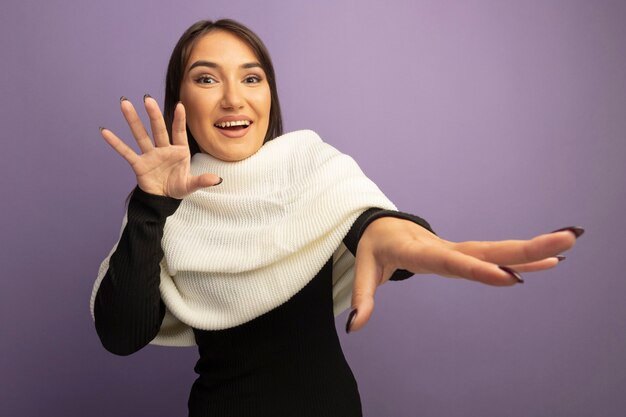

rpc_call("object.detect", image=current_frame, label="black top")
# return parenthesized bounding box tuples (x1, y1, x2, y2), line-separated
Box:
(93, 186, 433, 416)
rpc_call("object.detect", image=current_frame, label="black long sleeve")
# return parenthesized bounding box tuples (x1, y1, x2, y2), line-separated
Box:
(93, 187, 181, 356)
(343, 208, 435, 281)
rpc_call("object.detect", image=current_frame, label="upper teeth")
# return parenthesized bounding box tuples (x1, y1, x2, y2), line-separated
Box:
(215, 120, 251, 128)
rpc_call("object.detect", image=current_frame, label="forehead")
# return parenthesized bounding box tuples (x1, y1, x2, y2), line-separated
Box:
(186, 30, 259, 67)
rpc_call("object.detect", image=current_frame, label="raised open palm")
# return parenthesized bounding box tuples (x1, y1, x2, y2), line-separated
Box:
(100, 96, 221, 198)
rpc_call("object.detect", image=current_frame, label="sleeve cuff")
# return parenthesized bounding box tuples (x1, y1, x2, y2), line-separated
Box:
(127, 186, 182, 222)
(344, 208, 436, 281)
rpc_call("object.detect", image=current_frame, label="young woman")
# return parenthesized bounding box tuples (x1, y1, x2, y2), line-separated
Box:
(91, 19, 581, 417)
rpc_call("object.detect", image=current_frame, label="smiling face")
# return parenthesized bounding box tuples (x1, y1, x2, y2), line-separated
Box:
(179, 30, 272, 162)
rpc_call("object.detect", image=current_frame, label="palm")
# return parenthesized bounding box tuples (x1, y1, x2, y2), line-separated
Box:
(132, 144, 193, 199)
(100, 96, 220, 198)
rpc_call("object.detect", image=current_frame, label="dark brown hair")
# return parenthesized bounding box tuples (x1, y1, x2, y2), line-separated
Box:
(163, 19, 283, 155)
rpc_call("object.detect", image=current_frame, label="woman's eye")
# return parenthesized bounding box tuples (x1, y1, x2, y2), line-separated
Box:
(243, 75, 262, 84)
(196, 75, 216, 84)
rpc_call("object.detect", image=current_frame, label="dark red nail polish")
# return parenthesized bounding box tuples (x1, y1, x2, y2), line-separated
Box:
(499, 266, 524, 284)
(556, 255, 566, 262)
(215, 177, 223, 186)
(345, 309, 358, 334)
(550, 226, 585, 238)
(143, 93, 152, 102)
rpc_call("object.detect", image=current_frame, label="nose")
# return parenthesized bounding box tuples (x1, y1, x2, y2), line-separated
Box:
(220, 81, 244, 110)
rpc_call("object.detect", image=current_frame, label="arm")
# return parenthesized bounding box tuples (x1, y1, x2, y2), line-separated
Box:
(343, 208, 435, 281)
(93, 187, 181, 355)
(93, 96, 221, 353)
(346, 215, 583, 333)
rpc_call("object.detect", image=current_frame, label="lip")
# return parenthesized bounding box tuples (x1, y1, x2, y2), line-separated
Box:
(213, 115, 253, 139)
(214, 115, 253, 124)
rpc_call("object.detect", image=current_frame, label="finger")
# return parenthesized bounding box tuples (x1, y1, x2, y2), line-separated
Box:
(171, 102, 188, 147)
(397, 242, 522, 286)
(453, 231, 577, 266)
(348, 249, 383, 333)
(120, 98, 153, 154)
(143, 95, 170, 147)
(187, 173, 223, 192)
(99, 127, 139, 165)
(507, 256, 560, 273)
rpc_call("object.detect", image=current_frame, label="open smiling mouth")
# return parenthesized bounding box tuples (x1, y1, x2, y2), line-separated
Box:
(214, 120, 252, 132)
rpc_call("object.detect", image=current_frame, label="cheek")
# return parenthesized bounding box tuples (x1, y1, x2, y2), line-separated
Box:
(257, 91, 272, 123)
(182, 98, 206, 131)
(263, 89, 272, 114)
(249, 86, 271, 112)
(179, 103, 204, 143)
(180, 86, 203, 121)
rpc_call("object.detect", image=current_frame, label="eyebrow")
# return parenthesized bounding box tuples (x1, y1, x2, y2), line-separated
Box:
(188, 60, 262, 72)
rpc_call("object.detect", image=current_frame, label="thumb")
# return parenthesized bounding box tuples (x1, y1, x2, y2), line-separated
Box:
(347, 249, 383, 333)
(188, 173, 223, 193)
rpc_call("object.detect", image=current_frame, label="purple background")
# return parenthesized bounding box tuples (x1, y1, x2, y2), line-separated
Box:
(2, 0, 624, 416)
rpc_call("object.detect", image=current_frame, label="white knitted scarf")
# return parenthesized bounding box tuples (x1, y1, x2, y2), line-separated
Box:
(92, 130, 396, 346)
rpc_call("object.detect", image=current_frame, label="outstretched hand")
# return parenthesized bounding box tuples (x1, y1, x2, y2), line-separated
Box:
(346, 218, 583, 333)
(100, 96, 221, 198)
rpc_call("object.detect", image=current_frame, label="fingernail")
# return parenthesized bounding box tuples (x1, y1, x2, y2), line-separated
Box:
(556, 255, 566, 262)
(120, 96, 128, 102)
(215, 177, 223, 186)
(99, 126, 106, 132)
(499, 266, 524, 284)
(550, 226, 584, 238)
(143, 93, 152, 102)
(345, 309, 358, 334)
